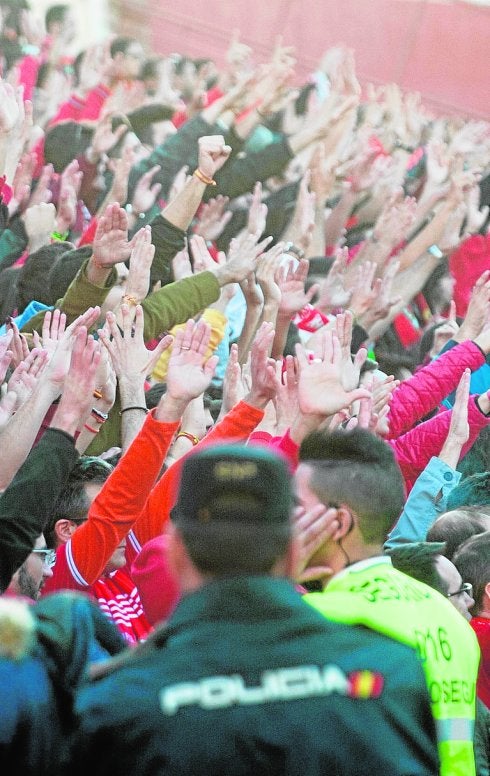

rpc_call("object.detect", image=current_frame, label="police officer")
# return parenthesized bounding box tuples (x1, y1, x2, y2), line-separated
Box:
(71, 444, 438, 775)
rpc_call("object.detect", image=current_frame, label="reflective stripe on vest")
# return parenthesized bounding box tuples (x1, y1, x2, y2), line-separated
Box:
(436, 718, 474, 742)
(304, 557, 480, 776)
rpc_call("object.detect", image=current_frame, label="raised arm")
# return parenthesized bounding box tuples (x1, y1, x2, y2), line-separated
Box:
(0, 326, 100, 591)
(384, 369, 470, 549)
(69, 318, 219, 584)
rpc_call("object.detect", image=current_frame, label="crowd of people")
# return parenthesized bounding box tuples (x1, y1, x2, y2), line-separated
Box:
(0, 1, 489, 774)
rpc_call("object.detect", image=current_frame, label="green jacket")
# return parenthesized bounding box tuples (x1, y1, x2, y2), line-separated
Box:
(72, 576, 439, 775)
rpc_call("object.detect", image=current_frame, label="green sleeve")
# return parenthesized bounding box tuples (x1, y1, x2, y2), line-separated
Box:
(21, 258, 117, 333)
(149, 215, 186, 288)
(142, 271, 220, 340)
(212, 137, 294, 200)
(0, 224, 28, 271)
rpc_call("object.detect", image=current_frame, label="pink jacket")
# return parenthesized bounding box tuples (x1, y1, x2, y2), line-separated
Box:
(250, 395, 490, 495)
(391, 395, 489, 493)
(386, 340, 486, 440)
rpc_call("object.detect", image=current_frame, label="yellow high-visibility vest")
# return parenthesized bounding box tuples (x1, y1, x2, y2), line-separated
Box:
(305, 557, 480, 776)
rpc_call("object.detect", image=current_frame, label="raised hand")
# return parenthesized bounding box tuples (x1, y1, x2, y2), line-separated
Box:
(92, 203, 131, 268)
(355, 259, 402, 331)
(28, 164, 53, 208)
(92, 347, 117, 415)
(52, 327, 103, 433)
(32, 309, 67, 361)
(255, 242, 285, 305)
(8, 348, 49, 409)
(220, 232, 273, 284)
(106, 145, 134, 206)
(172, 247, 193, 281)
(194, 195, 232, 242)
(9, 151, 36, 215)
(371, 374, 399, 417)
(120, 226, 155, 309)
(247, 322, 277, 407)
(308, 143, 336, 203)
(6, 320, 29, 368)
(315, 248, 352, 312)
(56, 159, 83, 234)
(131, 164, 162, 216)
(99, 304, 172, 380)
(247, 182, 268, 237)
(86, 114, 128, 164)
(371, 191, 418, 246)
(21, 202, 57, 250)
(287, 171, 316, 252)
(292, 504, 337, 584)
(189, 234, 217, 273)
(225, 29, 253, 79)
(197, 135, 232, 179)
(295, 329, 371, 418)
(43, 306, 101, 391)
(335, 311, 367, 392)
(448, 369, 471, 447)
(465, 185, 489, 234)
(168, 165, 190, 203)
(274, 355, 299, 433)
(457, 269, 490, 343)
(165, 318, 219, 404)
(0, 329, 13, 384)
(220, 343, 245, 415)
(0, 79, 21, 134)
(277, 257, 320, 319)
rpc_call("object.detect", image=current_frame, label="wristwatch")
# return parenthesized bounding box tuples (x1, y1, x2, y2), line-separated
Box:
(427, 244, 444, 259)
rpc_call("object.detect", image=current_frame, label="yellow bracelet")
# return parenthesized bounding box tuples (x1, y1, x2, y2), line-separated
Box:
(176, 430, 199, 446)
(193, 168, 216, 187)
(122, 294, 138, 306)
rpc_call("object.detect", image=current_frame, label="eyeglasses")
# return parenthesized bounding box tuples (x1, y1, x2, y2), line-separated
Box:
(447, 582, 473, 599)
(32, 549, 57, 568)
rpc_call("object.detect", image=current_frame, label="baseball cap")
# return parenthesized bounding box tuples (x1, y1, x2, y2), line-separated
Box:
(171, 444, 293, 532)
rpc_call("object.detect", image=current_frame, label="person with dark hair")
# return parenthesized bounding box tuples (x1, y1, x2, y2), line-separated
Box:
(446, 472, 490, 511)
(453, 533, 490, 709)
(44, 457, 113, 549)
(388, 541, 448, 595)
(16, 241, 73, 314)
(109, 37, 145, 83)
(297, 428, 480, 776)
(426, 508, 490, 561)
(44, 4, 74, 40)
(388, 541, 475, 620)
(47, 246, 93, 304)
(70, 443, 439, 776)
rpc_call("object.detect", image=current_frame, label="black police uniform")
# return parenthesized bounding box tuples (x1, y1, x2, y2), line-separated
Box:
(72, 576, 439, 775)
